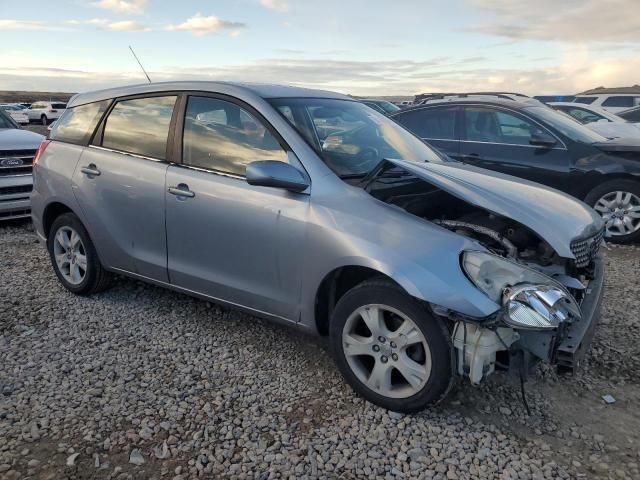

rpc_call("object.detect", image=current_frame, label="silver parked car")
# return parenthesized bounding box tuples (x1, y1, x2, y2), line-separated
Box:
(32, 82, 605, 412)
(0, 110, 44, 220)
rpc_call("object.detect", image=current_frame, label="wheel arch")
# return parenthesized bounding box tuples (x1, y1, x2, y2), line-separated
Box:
(313, 265, 408, 336)
(42, 201, 76, 239)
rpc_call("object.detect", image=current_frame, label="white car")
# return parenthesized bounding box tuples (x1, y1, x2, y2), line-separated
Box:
(549, 102, 640, 139)
(26, 101, 67, 125)
(0, 104, 29, 125)
(573, 94, 640, 114)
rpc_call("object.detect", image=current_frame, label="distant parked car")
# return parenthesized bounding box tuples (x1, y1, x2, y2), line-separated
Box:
(573, 94, 640, 114)
(618, 106, 640, 124)
(0, 104, 29, 125)
(549, 102, 640, 139)
(0, 110, 45, 220)
(31, 82, 605, 412)
(359, 99, 400, 115)
(27, 101, 67, 125)
(392, 98, 640, 242)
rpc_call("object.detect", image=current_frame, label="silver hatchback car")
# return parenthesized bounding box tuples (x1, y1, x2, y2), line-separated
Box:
(32, 82, 605, 412)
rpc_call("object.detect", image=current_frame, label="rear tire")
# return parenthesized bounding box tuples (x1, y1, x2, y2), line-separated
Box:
(48, 213, 112, 295)
(585, 179, 640, 244)
(330, 279, 454, 413)
(40, 115, 48, 126)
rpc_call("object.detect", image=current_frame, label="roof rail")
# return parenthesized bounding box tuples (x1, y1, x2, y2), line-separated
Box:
(414, 92, 530, 103)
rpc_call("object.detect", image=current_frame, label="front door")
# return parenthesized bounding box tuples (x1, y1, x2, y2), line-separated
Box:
(72, 95, 178, 281)
(165, 95, 309, 321)
(459, 106, 570, 191)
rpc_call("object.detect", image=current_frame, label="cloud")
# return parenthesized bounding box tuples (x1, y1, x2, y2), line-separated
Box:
(259, 0, 289, 12)
(91, 0, 147, 14)
(0, 20, 49, 30)
(106, 20, 150, 31)
(66, 18, 150, 31)
(466, 0, 640, 43)
(4, 49, 639, 97)
(164, 13, 246, 36)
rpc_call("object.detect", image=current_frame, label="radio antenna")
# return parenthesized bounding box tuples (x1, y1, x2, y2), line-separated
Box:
(129, 45, 152, 83)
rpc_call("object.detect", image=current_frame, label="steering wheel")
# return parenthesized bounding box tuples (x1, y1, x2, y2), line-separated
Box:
(352, 147, 380, 171)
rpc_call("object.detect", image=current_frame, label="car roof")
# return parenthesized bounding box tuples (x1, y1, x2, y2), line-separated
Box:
(67, 81, 351, 108)
(390, 97, 533, 115)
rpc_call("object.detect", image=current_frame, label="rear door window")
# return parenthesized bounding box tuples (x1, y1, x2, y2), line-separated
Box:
(601, 96, 636, 108)
(182, 96, 287, 176)
(102, 96, 177, 160)
(394, 106, 457, 140)
(574, 97, 597, 105)
(51, 100, 110, 145)
(464, 107, 547, 146)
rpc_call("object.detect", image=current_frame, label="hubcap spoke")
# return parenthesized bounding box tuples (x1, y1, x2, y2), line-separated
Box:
(390, 318, 421, 348)
(368, 360, 393, 393)
(359, 306, 387, 337)
(75, 253, 87, 271)
(343, 334, 375, 357)
(395, 353, 429, 388)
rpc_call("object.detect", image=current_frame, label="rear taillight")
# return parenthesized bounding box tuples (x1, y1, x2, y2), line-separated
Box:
(48, 108, 57, 113)
(33, 139, 51, 166)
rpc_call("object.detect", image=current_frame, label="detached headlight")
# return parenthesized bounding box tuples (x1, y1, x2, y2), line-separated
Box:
(462, 251, 581, 330)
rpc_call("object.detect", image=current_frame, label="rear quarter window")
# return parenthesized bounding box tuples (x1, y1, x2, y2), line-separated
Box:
(50, 100, 110, 146)
(601, 96, 636, 108)
(574, 97, 597, 105)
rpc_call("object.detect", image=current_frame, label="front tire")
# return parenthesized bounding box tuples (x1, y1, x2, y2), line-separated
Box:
(330, 279, 454, 412)
(585, 179, 640, 244)
(48, 213, 112, 295)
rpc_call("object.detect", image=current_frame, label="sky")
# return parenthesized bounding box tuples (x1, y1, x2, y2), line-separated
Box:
(1, 0, 639, 96)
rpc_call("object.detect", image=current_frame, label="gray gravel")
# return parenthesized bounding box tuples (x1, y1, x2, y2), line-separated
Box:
(1, 221, 639, 479)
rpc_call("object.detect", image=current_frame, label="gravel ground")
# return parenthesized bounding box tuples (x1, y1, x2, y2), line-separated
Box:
(1, 221, 639, 480)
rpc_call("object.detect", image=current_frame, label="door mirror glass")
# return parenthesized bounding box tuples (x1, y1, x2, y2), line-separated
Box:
(246, 161, 309, 192)
(529, 131, 557, 147)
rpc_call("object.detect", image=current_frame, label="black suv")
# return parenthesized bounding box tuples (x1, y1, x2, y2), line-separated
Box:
(391, 98, 640, 243)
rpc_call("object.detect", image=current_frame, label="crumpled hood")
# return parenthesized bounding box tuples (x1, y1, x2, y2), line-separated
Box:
(387, 159, 604, 259)
(587, 122, 640, 141)
(592, 135, 640, 153)
(0, 128, 44, 150)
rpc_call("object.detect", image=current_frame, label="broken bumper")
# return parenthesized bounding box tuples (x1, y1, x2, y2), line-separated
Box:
(555, 252, 605, 372)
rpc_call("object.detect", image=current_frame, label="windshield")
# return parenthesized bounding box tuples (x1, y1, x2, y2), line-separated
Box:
(0, 110, 18, 129)
(376, 100, 401, 114)
(525, 106, 607, 143)
(268, 98, 444, 177)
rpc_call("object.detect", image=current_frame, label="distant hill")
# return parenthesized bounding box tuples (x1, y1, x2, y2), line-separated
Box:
(0, 90, 76, 103)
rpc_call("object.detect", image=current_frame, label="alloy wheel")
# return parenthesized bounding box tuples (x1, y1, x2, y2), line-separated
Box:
(53, 226, 88, 285)
(342, 304, 431, 399)
(594, 190, 640, 237)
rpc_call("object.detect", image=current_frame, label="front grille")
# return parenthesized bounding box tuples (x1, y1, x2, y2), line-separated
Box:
(0, 184, 33, 198)
(0, 149, 36, 177)
(0, 208, 31, 220)
(570, 228, 604, 268)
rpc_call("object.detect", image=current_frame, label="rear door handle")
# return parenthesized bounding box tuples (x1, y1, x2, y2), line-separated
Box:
(168, 184, 195, 198)
(80, 164, 101, 176)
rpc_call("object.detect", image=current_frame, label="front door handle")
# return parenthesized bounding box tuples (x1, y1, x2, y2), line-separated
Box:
(80, 164, 101, 176)
(168, 184, 195, 198)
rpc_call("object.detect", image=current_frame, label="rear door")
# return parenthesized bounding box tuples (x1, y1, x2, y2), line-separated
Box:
(392, 105, 461, 159)
(165, 94, 309, 321)
(72, 94, 178, 281)
(459, 105, 571, 190)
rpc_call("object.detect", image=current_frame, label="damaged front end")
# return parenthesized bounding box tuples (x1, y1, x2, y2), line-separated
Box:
(366, 159, 606, 385)
(451, 249, 604, 385)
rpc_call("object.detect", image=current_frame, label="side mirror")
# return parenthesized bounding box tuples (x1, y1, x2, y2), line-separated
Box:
(246, 161, 309, 193)
(529, 131, 557, 148)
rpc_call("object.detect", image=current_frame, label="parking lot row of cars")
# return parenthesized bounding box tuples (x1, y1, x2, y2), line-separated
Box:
(0, 101, 67, 125)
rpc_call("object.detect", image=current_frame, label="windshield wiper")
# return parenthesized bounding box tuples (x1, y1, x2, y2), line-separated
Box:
(358, 159, 413, 190)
